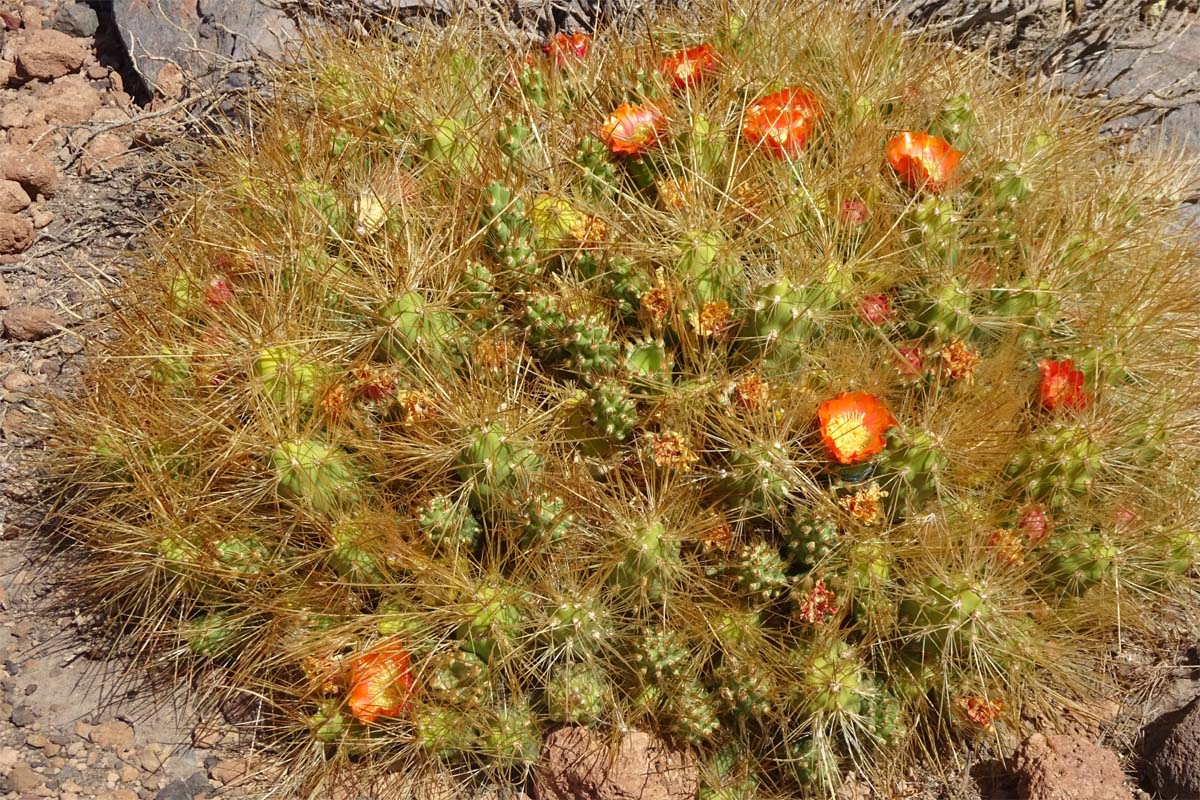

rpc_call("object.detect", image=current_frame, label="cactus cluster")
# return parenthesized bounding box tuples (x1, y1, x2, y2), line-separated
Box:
(55, 2, 1200, 798)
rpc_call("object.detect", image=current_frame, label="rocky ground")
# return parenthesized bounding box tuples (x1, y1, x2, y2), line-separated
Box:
(0, 1, 1197, 799)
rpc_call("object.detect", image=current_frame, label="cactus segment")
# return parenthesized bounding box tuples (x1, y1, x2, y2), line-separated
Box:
(418, 494, 482, 551)
(255, 346, 323, 407)
(783, 513, 839, 570)
(798, 639, 865, 715)
(458, 582, 530, 662)
(182, 611, 238, 657)
(416, 705, 478, 760)
(589, 379, 637, 441)
(456, 425, 543, 513)
(929, 93, 976, 150)
(1043, 531, 1117, 592)
(1005, 422, 1103, 508)
(480, 183, 539, 280)
(544, 662, 607, 723)
(479, 699, 542, 766)
(272, 438, 361, 514)
(611, 522, 681, 602)
(727, 540, 791, 604)
(377, 292, 460, 369)
(519, 491, 573, 547)
(878, 429, 948, 509)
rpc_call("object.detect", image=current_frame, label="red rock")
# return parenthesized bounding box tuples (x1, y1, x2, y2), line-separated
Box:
(16, 29, 86, 81)
(1, 148, 58, 197)
(39, 76, 100, 124)
(3, 305, 63, 341)
(536, 727, 698, 800)
(0, 212, 33, 254)
(81, 132, 131, 174)
(0, 180, 30, 213)
(5, 124, 58, 156)
(0, 95, 46, 129)
(1015, 733, 1133, 800)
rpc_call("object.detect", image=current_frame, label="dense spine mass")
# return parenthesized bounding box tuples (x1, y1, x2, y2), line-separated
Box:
(54, 3, 1200, 798)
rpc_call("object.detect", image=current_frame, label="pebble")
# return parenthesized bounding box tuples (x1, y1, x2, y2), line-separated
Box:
(86, 720, 133, 751)
(8, 759, 40, 793)
(0, 180, 31, 214)
(2, 371, 33, 393)
(0, 276, 10, 308)
(10, 705, 36, 727)
(1, 149, 60, 198)
(0, 212, 35, 255)
(3, 306, 63, 341)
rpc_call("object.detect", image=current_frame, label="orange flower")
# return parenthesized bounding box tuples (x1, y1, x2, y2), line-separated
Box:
(600, 102, 667, 156)
(544, 32, 590, 65)
(741, 87, 822, 158)
(347, 642, 413, 724)
(1038, 358, 1089, 412)
(661, 43, 717, 90)
(818, 391, 896, 465)
(886, 131, 963, 192)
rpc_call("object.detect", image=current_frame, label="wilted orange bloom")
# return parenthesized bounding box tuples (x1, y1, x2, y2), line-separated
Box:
(656, 177, 694, 210)
(959, 695, 1004, 730)
(661, 43, 718, 90)
(354, 367, 395, 401)
(838, 482, 889, 526)
(698, 519, 733, 552)
(939, 340, 980, 383)
(796, 578, 838, 624)
(733, 373, 770, 412)
(640, 274, 671, 327)
(857, 294, 893, 326)
(649, 430, 698, 471)
(987, 528, 1025, 566)
(320, 384, 350, 421)
(544, 32, 590, 65)
(600, 102, 667, 156)
(818, 391, 897, 465)
(895, 345, 925, 379)
(302, 655, 343, 697)
(347, 642, 413, 724)
(886, 131, 963, 192)
(1038, 358, 1089, 412)
(689, 300, 734, 338)
(742, 87, 823, 158)
(395, 389, 437, 427)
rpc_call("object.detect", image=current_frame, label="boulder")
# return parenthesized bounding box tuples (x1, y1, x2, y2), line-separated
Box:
(1145, 696, 1200, 799)
(51, 2, 100, 38)
(1014, 733, 1133, 800)
(536, 727, 698, 800)
(111, 0, 299, 95)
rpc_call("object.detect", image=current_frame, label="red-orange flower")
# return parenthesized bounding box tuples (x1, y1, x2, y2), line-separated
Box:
(544, 32, 590, 65)
(1037, 358, 1089, 412)
(742, 87, 822, 158)
(818, 391, 897, 465)
(661, 43, 717, 90)
(347, 643, 413, 724)
(600, 102, 667, 156)
(886, 131, 963, 192)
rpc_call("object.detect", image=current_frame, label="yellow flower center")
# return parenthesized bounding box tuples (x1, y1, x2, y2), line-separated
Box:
(827, 410, 870, 456)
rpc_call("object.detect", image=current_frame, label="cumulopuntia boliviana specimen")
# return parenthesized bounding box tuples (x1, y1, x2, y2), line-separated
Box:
(54, 1, 1200, 796)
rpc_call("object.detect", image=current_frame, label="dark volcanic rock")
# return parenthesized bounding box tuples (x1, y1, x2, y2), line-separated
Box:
(111, 0, 298, 94)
